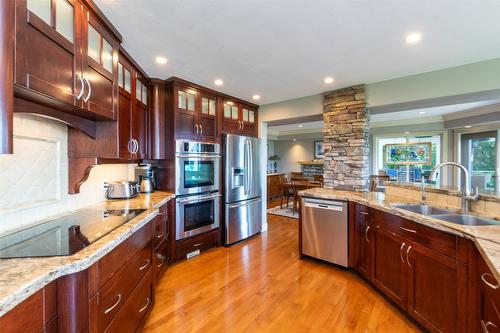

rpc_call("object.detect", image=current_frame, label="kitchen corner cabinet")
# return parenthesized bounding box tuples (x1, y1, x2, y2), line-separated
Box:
(14, 0, 119, 120)
(221, 99, 258, 137)
(351, 203, 468, 332)
(171, 83, 217, 142)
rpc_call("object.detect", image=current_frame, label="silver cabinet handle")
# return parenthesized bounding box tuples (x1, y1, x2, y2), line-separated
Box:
(193, 242, 204, 247)
(481, 320, 498, 333)
(156, 232, 165, 239)
(83, 77, 91, 102)
(138, 259, 150, 271)
(360, 211, 369, 215)
(133, 139, 139, 154)
(75, 74, 85, 100)
(481, 273, 500, 290)
(406, 246, 412, 269)
(104, 294, 122, 314)
(127, 139, 133, 153)
(400, 226, 417, 234)
(138, 297, 150, 313)
(365, 226, 370, 243)
(400, 243, 406, 263)
(200, 124, 203, 135)
(242, 122, 244, 131)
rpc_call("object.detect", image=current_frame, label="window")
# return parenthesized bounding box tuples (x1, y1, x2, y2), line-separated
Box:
(374, 134, 442, 183)
(461, 131, 498, 190)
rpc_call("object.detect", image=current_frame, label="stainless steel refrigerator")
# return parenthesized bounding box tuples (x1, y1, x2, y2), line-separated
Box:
(222, 134, 262, 245)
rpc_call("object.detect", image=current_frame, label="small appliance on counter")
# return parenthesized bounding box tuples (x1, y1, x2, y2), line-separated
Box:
(135, 163, 156, 191)
(139, 176, 154, 193)
(105, 180, 140, 199)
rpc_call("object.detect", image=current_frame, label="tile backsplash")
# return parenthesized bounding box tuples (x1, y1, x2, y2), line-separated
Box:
(0, 114, 135, 235)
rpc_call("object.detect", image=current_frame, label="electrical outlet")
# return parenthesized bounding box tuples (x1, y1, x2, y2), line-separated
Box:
(103, 180, 109, 191)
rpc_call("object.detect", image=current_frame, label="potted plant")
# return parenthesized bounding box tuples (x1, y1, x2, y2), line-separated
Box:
(268, 155, 280, 173)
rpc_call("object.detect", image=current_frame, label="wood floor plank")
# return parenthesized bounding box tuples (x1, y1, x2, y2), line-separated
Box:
(143, 214, 421, 333)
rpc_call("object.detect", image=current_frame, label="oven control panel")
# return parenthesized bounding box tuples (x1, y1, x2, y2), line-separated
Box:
(176, 140, 220, 155)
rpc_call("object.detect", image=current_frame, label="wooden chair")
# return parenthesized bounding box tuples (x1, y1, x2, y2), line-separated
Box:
(279, 175, 294, 209)
(291, 177, 310, 213)
(290, 172, 304, 179)
(310, 174, 324, 187)
(370, 175, 390, 192)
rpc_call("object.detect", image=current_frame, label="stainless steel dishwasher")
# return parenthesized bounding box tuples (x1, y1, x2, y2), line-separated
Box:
(301, 197, 348, 267)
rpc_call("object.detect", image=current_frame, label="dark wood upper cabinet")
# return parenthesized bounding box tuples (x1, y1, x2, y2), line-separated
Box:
(134, 76, 148, 158)
(221, 99, 258, 137)
(15, 0, 82, 107)
(13, 0, 119, 121)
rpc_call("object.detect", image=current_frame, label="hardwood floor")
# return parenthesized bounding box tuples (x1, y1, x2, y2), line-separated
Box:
(143, 214, 421, 333)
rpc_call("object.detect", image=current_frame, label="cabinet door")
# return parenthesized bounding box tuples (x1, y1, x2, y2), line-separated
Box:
(134, 78, 148, 158)
(241, 106, 258, 137)
(222, 100, 241, 135)
(371, 226, 408, 309)
(117, 62, 133, 159)
(407, 242, 467, 333)
(15, 0, 81, 105)
(355, 206, 371, 280)
(175, 86, 197, 139)
(82, 11, 118, 120)
(199, 94, 217, 141)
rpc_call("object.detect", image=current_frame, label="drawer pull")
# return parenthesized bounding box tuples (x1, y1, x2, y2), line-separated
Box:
(481, 320, 498, 333)
(406, 246, 412, 269)
(104, 294, 122, 314)
(360, 211, 369, 215)
(157, 258, 165, 268)
(481, 273, 500, 290)
(156, 232, 165, 239)
(193, 242, 204, 247)
(364, 226, 370, 243)
(400, 243, 406, 263)
(400, 226, 417, 234)
(139, 297, 151, 313)
(138, 259, 150, 271)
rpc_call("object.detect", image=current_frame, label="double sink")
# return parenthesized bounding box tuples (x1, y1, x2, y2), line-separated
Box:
(392, 204, 500, 226)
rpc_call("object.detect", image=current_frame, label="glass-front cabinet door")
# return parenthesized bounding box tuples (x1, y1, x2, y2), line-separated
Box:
(16, 0, 80, 105)
(82, 10, 119, 120)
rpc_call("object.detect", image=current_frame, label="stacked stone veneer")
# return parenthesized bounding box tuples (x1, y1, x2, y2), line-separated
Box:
(323, 85, 369, 191)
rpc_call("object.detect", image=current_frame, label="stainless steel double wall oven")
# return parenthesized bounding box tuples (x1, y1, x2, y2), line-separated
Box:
(175, 141, 221, 240)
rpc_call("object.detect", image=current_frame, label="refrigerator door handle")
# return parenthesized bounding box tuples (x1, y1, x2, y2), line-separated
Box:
(228, 197, 262, 209)
(249, 139, 253, 193)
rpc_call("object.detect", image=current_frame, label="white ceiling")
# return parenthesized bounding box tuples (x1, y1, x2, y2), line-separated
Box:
(268, 120, 323, 135)
(95, 0, 500, 105)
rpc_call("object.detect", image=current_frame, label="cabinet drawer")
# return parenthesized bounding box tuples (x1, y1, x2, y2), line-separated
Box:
(89, 220, 153, 295)
(174, 229, 219, 260)
(104, 269, 153, 333)
(372, 209, 457, 259)
(153, 239, 168, 282)
(153, 215, 167, 248)
(479, 256, 500, 319)
(90, 242, 152, 332)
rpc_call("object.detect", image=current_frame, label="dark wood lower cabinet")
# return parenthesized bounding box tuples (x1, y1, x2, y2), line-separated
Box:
(173, 229, 220, 262)
(371, 226, 408, 309)
(406, 241, 467, 332)
(349, 202, 476, 333)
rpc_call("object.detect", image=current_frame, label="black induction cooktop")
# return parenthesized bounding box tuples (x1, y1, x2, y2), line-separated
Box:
(0, 208, 146, 259)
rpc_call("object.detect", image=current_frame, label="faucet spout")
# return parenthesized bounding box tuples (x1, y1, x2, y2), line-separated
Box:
(429, 162, 479, 213)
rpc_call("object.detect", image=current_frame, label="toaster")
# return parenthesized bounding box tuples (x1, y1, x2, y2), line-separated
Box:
(105, 181, 140, 199)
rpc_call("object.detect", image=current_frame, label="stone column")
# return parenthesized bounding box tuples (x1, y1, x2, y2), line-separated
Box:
(322, 85, 369, 191)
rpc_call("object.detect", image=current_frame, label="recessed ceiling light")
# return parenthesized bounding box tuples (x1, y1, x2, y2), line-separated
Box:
(252, 94, 260, 100)
(404, 131, 411, 134)
(419, 111, 426, 115)
(324, 77, 334, 84)
(406, 32, 422, 44)
(214, 79, 223, 86)
(155, 56, 167, 65)
(464, 125, 472, 128)
(292, 138, 297, 142)
(298, 125, 303, 128)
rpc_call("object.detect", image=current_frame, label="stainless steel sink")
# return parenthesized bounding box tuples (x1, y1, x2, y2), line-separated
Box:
(432, 214, 500, 226)
(392, 204, 454, 216)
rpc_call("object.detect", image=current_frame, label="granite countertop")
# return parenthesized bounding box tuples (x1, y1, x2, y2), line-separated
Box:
(386, 181, 500, 203)
(299, 188, 500, 281)
(0, 191, 174, 317)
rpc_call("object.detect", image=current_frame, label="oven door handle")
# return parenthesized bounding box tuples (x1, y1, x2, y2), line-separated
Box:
(177, 193, 221, 203)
